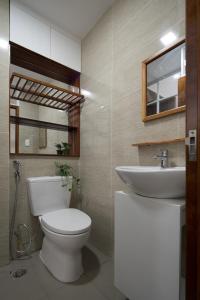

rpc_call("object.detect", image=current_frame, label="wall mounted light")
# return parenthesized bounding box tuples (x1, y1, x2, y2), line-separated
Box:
(160, 32, 177, 46)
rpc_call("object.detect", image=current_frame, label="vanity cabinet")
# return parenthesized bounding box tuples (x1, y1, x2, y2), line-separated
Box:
(115, 191, 185, 300)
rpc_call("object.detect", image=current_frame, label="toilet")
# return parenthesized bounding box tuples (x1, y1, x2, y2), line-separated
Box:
(26, 176, 91, 283)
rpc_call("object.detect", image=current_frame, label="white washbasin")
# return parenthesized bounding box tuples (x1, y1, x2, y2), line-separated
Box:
(115, 166, 185, 199)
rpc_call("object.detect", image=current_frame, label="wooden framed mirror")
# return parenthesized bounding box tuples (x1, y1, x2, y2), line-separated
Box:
(142, 38, 186, 122)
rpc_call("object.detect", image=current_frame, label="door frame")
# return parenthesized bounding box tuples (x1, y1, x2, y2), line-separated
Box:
(186, 0, 200, 299)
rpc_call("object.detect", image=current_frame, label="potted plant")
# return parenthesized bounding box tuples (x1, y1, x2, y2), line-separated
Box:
(55, 143, 63, 155)
(55, 162, 80, 191)
(62, 142, 71, 156)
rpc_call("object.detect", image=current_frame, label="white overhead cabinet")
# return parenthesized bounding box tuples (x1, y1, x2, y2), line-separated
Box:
(10, 2, 81, 72)
(51, 29, 81, 72)
(10, 3, 51, 58)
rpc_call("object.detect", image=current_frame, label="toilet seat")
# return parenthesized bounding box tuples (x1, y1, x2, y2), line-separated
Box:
(40, 208, 91, 235)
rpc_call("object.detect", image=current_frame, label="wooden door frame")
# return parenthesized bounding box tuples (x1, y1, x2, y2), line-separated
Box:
(186, 0, 200, 299)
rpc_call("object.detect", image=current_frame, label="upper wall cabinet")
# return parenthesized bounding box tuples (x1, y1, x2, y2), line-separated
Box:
(142, 39, 186, 122)
(51, 29, 81, 72)
(10, 2, 81, 72)
(10, 3, 51, 57)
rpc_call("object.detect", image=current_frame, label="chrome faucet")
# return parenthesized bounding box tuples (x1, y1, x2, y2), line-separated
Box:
(153, 149, 168, 168)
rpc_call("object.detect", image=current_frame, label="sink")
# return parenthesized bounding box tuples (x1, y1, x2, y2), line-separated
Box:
(115, 166, 185, 199)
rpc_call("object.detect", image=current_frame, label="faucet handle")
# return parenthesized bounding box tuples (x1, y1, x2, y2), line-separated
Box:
(160, 149, 168, 156)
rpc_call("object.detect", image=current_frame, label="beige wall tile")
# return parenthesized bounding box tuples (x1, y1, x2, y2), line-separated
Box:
(81, 0, 185, 256)
(0, 0, 10, 266)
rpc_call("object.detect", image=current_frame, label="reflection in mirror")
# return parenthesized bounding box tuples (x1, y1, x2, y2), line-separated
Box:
(10, 104, 69, 155)
(143, 39, 186, 121)
(18, 125, 68, 155)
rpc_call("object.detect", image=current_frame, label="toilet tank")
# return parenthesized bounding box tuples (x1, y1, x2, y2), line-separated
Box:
(26, 176, 72, 216)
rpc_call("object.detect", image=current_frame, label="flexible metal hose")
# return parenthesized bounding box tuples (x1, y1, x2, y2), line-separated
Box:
(9, 161, 32, 260)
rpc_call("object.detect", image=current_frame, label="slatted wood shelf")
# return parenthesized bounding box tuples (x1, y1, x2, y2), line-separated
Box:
(10, 153, 79, 158)
(132, 138, 185, 146)
(10, 116, 77, 132)
(10, 72, 85, 111)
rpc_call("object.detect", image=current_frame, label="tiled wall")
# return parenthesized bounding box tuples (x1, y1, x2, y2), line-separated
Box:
(0, 0, 10, 266)
(81, 0, 185, 256)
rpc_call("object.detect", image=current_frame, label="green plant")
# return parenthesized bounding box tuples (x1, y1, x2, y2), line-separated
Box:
(55, 143, 63, 155)
(55, 142, 71, 156)
(55, 162, 80, 191)
(55, 143, 62, 150)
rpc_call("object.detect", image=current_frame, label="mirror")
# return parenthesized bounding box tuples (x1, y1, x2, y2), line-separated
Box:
(10, 102, 70, 156)
(142, 39, 186, 121)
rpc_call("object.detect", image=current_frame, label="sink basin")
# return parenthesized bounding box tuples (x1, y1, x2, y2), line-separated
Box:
(115, 166, 185, 199)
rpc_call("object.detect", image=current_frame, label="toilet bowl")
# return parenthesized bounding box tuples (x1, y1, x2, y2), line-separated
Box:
(39, 209, 91, 282)
(26, 176, 91, 282)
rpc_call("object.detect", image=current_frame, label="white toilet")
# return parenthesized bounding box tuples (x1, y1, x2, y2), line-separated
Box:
(26, 176, 91, 282)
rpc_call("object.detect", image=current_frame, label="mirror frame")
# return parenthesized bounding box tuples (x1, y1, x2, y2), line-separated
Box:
(142, 37, 186, 122)
(10, 105, 19, 154)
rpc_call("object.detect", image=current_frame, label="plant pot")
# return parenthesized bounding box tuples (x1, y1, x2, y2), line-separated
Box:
(63, 149, 70, 156)
(56, 150, 63, 155)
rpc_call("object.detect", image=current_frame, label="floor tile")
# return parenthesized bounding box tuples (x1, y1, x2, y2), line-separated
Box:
(88, 261, 126, 300)
(85, 243, 110, 265)
(46, 282, 108, 300)
(0, 261, 46, 300)
(29, 252, 65, 293)
(0, 246, 126, 300)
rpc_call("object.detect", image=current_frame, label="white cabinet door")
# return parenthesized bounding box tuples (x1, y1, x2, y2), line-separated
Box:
(51, 29, 81, 72)
(10, 3, 51, 58)
(10, 3, 81, 72)
(115, 191, 185, 300)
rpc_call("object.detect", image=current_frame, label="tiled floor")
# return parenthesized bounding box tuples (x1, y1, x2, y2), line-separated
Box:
(0, 244, 126, 300)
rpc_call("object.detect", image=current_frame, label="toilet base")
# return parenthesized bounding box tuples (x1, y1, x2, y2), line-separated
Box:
(40, 247, 83, 283)
(40, 226, 90, 282)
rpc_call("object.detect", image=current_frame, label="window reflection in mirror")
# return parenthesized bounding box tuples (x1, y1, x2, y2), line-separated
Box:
(143, 39, 186, 121)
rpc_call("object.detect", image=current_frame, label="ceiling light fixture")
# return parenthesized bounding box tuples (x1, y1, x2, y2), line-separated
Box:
(160, 32, 177, 46)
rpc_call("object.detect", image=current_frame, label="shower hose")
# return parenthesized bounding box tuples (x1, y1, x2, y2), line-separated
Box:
(9, 161, 32, 260)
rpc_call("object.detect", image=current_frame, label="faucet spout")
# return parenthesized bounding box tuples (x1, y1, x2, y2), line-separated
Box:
(153, 149, 168, 168)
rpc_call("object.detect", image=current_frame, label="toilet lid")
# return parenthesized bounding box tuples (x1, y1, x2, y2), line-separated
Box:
(41, 208, 91, 235)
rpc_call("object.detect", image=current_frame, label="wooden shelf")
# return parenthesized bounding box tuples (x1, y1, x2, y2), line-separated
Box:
(132, 138, 185, 147)
(10, 72, 85, 111)
(10, 153, 79, 158)
(10, 116, 77, 132)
